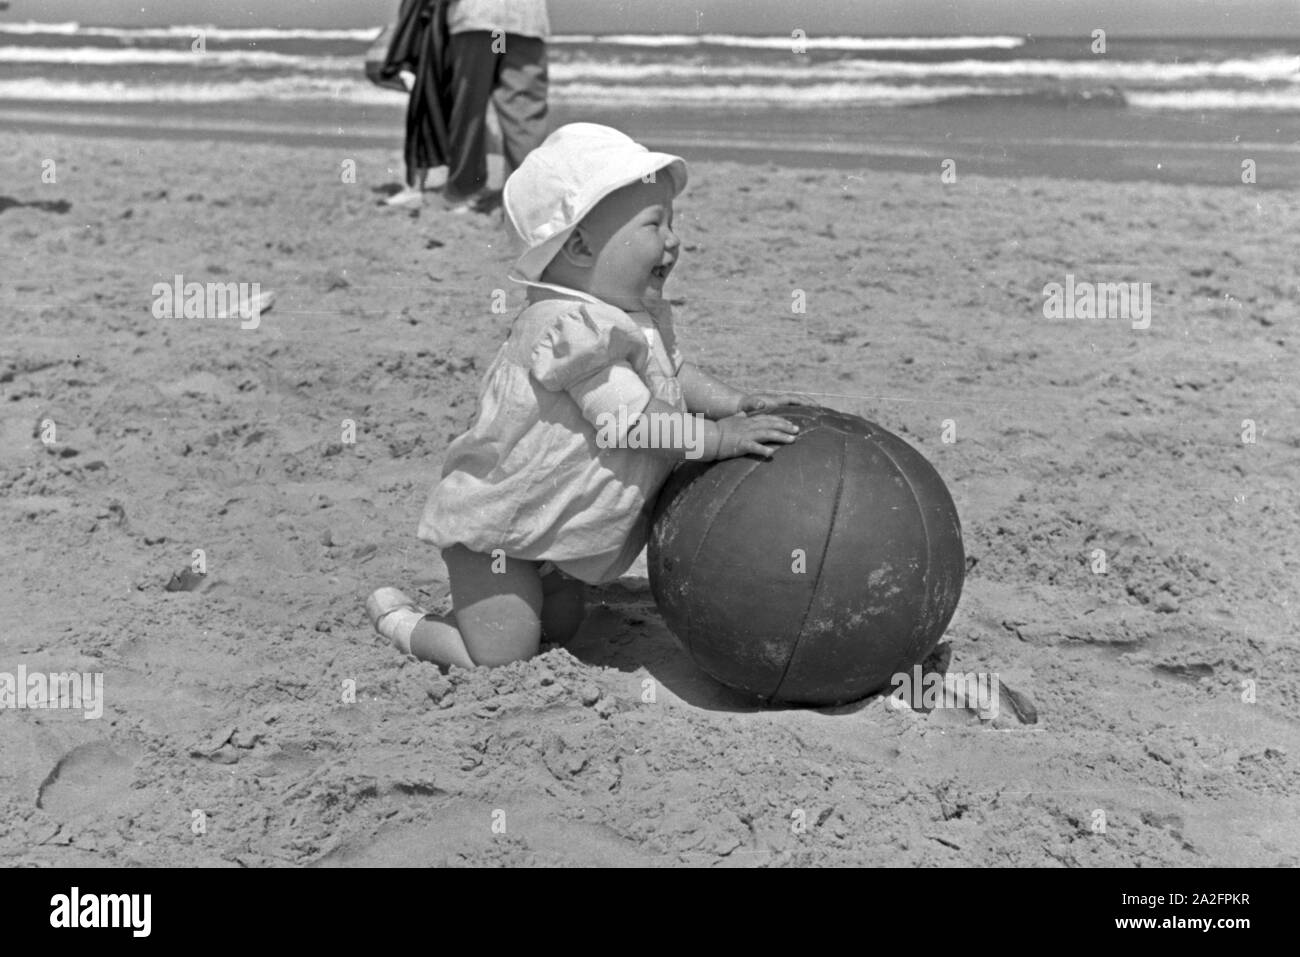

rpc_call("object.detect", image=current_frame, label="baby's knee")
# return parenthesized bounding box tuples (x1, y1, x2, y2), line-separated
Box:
(453, 586, 546, 666)
(462, 613, 543, 667)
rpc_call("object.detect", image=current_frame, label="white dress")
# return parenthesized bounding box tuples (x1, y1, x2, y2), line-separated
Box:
(418, 284, 686, 583)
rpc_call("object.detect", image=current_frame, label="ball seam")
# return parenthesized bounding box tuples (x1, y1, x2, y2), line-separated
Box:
(770, 428, 847, 702)
(872, 435, 934, 663)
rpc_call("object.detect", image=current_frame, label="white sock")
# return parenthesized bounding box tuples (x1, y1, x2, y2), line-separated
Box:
(378, 608, 424, 656)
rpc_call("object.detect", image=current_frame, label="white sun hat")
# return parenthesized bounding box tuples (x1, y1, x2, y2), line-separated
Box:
(504, 123, 688, 283)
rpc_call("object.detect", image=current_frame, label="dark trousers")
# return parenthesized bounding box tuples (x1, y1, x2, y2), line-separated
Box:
(445, 31, 549, 199)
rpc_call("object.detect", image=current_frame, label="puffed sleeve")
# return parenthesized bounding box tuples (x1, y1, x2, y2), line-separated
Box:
(531, 305, 654, 430)
(531, 304, 647, 389)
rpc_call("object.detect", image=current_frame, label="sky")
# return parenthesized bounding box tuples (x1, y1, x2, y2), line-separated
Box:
(3, 0, 1299, 36)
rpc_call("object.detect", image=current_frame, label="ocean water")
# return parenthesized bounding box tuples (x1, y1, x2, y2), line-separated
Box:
(3, 21, 1297, 186)
(0, 20, 1297, 113)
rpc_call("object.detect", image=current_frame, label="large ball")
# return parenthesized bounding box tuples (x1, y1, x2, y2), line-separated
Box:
(648, 406, 964, 706)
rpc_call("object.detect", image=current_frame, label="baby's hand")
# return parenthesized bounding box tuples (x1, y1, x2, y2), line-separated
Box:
(710, 412, 799, 460)
(739, 392, 821, 414)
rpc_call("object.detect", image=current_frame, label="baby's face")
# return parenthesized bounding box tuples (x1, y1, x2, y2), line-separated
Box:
(580, 176, 679, 311)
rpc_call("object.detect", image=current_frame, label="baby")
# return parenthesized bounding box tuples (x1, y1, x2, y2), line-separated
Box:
(367, 122, 809, 669)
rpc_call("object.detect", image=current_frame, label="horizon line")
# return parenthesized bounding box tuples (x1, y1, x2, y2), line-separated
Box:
(1, 21, 1298, 40)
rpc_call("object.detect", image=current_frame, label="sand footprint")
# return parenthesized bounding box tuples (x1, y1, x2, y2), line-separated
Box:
(36, 741, 140, 821)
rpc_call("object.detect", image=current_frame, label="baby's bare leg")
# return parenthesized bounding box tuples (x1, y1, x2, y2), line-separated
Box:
(405, 611, 476, 671)
(410, 544, 545, 667)
(374, 550, 573, 668)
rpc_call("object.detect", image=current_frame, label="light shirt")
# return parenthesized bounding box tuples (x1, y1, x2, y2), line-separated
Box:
(446, 0, 550, 39)
(418, 284, 686, 584)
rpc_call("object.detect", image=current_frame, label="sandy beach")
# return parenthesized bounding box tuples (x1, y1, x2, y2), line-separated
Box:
(1, 126, 1298, 866)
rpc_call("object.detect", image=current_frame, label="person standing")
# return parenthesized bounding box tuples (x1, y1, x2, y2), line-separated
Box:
(379, 0, 454, 209)
(442, 0, 550, 214)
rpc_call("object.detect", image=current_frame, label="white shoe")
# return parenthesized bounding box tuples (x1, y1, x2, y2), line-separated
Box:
(442, 187, 500, 216)
(365, 586, 432, 655)
(383, 187, 423, 209)
(366, 586, 426, 629)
